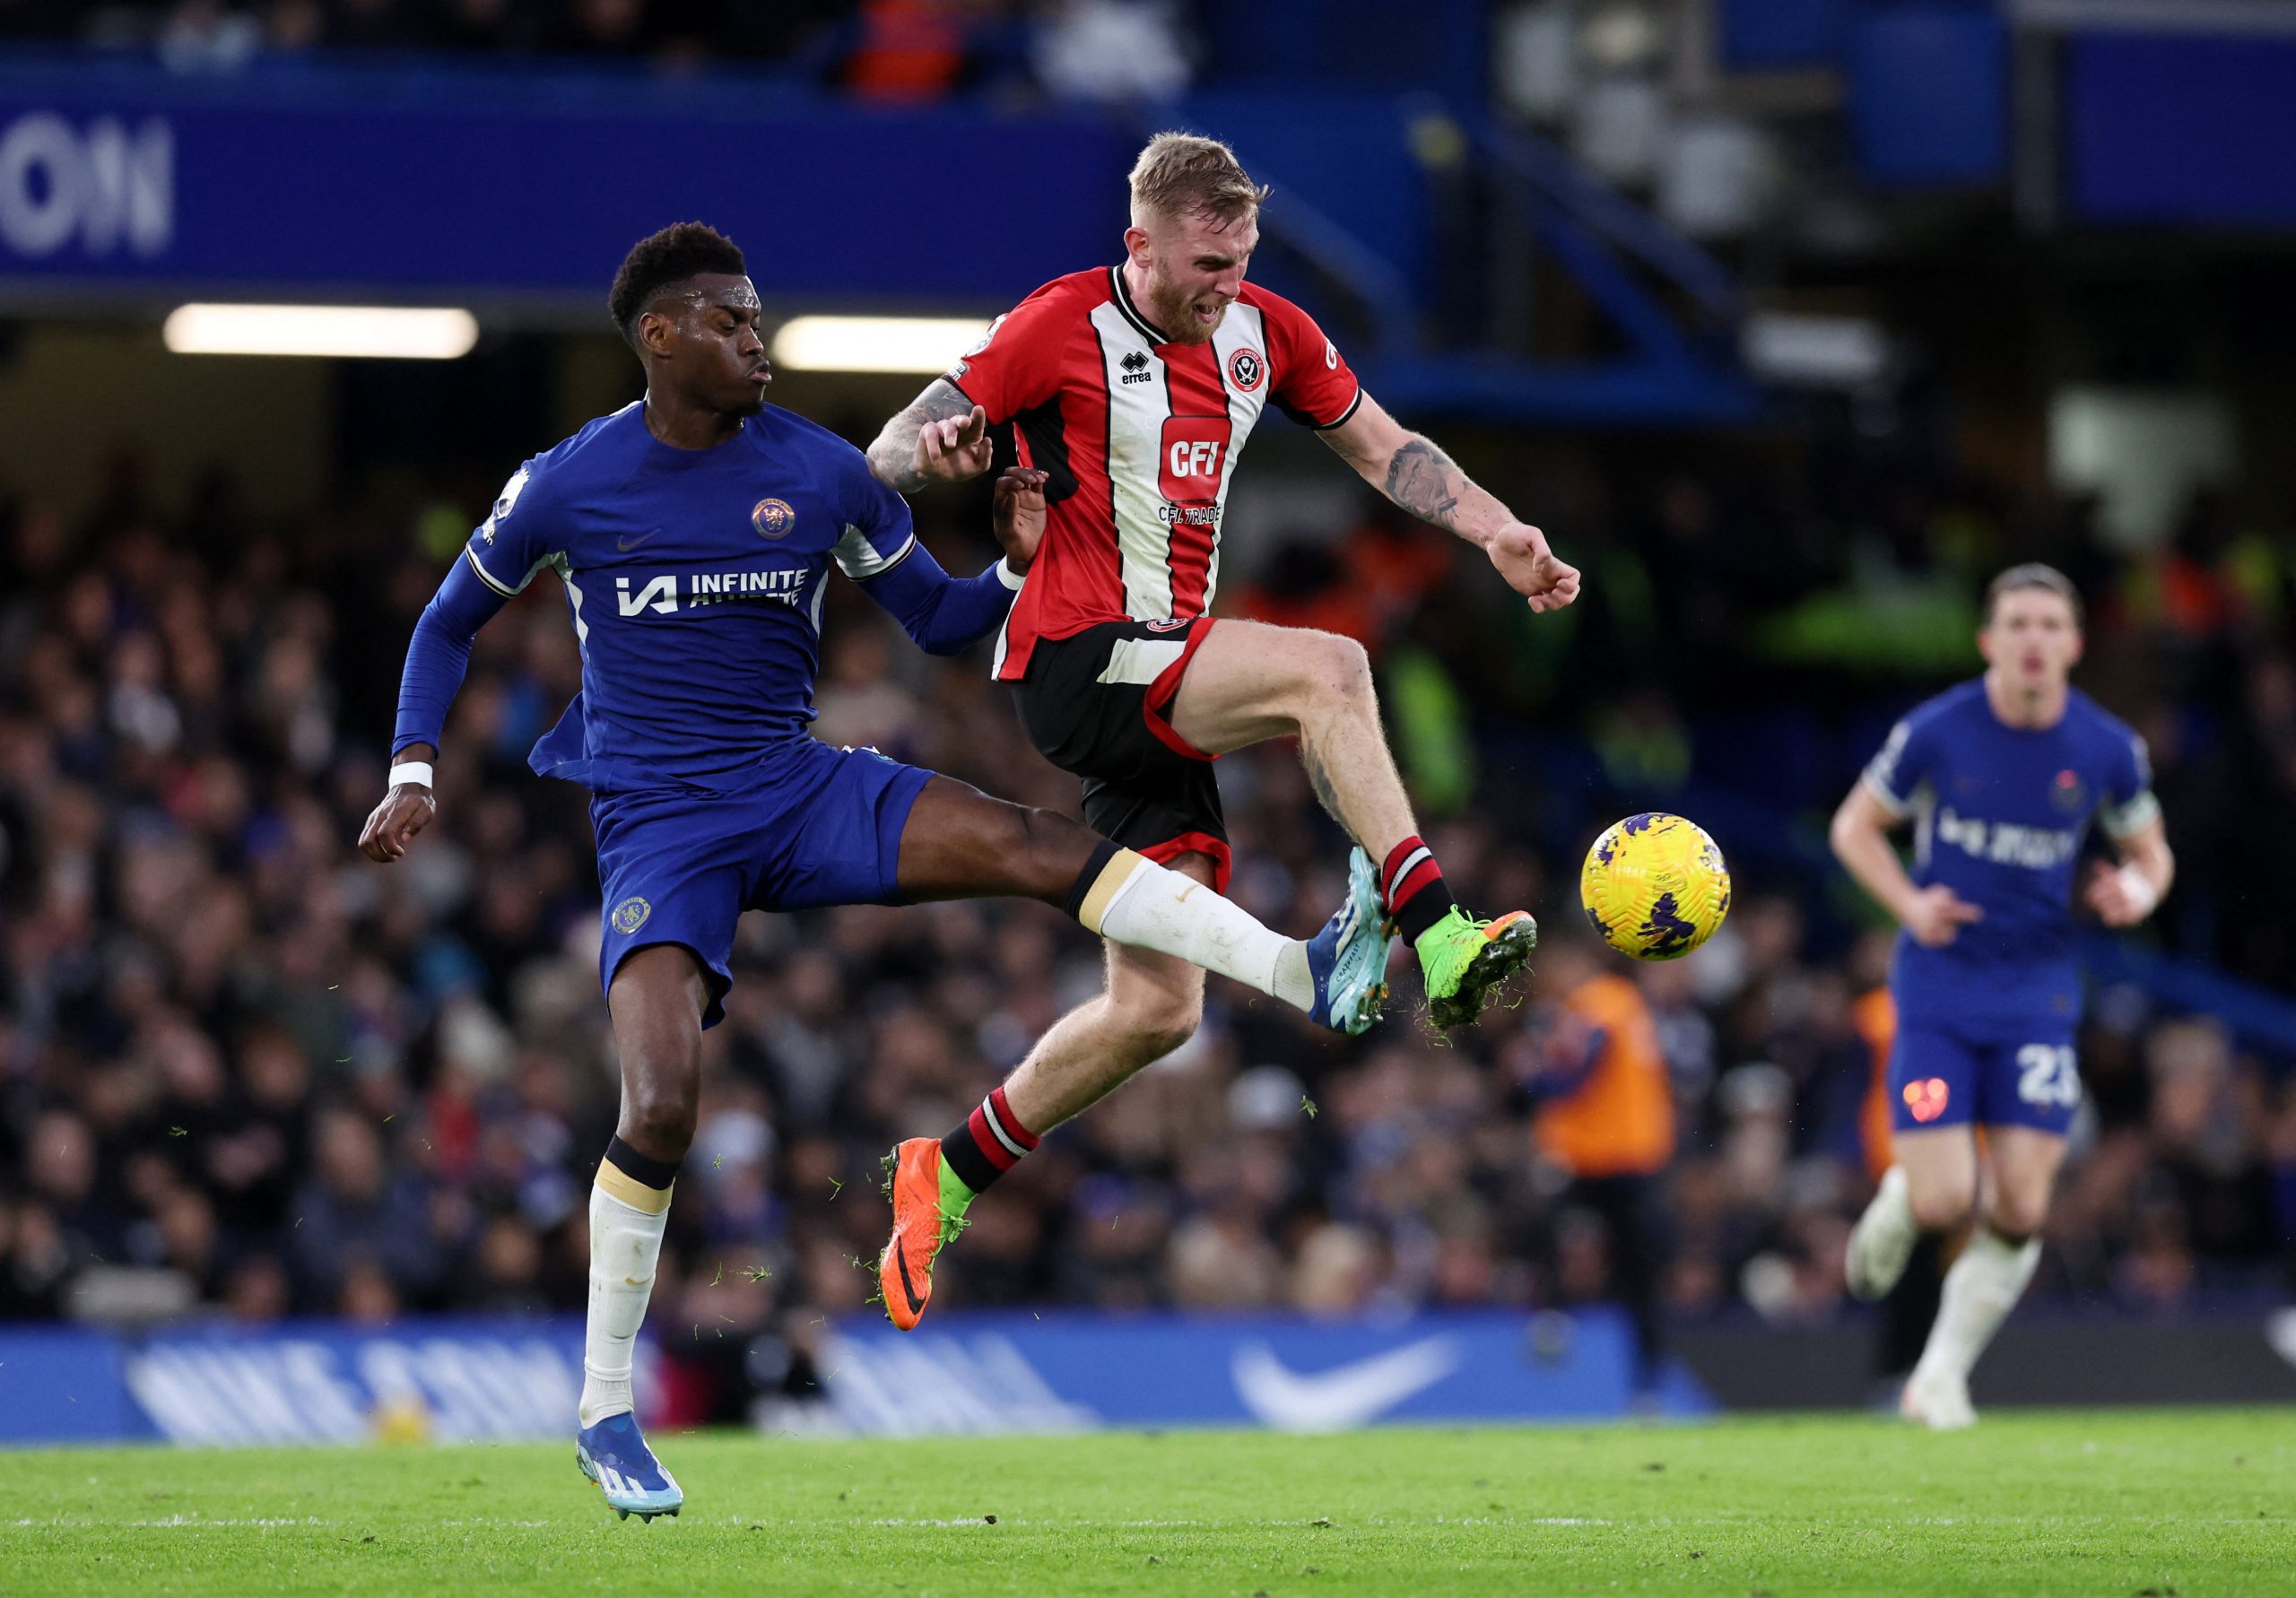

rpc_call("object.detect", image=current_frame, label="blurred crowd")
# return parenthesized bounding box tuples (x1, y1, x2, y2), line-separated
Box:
(0, 0, 1203, 102)
(1, 430, 2292, 1424)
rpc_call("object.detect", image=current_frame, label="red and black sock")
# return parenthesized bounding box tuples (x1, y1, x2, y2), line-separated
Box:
(939, 1085, 1040, 1195)
(1381, 835, 1457, 945)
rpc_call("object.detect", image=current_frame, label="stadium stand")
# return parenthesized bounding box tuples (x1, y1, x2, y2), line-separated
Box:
(2, 438, 2288, 1423)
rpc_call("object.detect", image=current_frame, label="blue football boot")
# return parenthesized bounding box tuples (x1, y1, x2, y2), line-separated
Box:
(1306, 847, 1396, 1035)
(577, 1412, 683, 1522)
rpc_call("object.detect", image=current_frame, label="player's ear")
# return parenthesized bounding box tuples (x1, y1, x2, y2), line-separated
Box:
(1122, 222, 1153, 266)
(635, 307, 677, 361)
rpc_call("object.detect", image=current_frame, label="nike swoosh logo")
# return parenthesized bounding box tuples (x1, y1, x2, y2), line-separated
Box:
(623, 1275, 652, 1288)
(891, 1239, 930, 1318)
(617, 530, 660, 552)
(1231, 1336, 1461, 1432)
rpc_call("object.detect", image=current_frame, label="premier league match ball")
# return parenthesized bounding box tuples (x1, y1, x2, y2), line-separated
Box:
(1580, 812, 1733, 960)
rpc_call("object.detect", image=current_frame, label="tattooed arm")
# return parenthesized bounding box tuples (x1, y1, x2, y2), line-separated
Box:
(866, 378, 994, 493)
(1320, 393, 1581, 614)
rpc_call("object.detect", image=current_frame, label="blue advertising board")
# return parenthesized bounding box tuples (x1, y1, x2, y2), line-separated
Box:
(817, 1309, 1711, 1436)
(0, 65, 1132, 303)
(2066, 32, 2296, 230)
(0, 1308, 1700, 1446)
(0, 1316, 588, 1446)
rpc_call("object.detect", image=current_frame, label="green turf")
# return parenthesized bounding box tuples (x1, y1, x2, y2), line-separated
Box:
(0, 1410, 2290, 1595)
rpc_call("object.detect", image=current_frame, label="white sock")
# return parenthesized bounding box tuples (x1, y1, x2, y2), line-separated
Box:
(1085, 855, 1313, 1012)
(1866, 1166, 1913, 1238)
(579, 1177, 671, 1428)
(1914, 1225, 2040, 1385)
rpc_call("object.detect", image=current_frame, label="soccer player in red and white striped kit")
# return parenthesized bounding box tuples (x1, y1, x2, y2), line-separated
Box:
(866, 133, 1580, 1327)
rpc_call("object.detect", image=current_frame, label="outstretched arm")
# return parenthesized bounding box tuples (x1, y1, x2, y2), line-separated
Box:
(1319, 392, 1581, 614)
(855, 467, 1046, 656)
(866, 378, 994, 493)
(360, 553, 509, 861)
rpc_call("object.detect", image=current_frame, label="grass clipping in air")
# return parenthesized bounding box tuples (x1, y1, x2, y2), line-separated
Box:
(0, 1410, 2287, 1594)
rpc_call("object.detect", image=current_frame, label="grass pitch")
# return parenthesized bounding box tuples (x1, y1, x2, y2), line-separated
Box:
(1, 1409, 2290, 1595)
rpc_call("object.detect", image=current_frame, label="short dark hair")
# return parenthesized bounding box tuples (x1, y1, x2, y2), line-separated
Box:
(1984, 562, 2083, 627)
(607, 222, 746, 343)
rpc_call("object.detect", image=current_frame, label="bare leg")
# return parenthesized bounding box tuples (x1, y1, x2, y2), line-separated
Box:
(1002, 855, 1216, 1133)
(1894, 1127, 1979, 1233)
(607, 944, 709, 1163)
(1981, 1126, 2069, 1241)
(1165, 619, 1417, 858)
(1904, 1126, 2062, 1428)
(1847, 1126, 1974, 1302)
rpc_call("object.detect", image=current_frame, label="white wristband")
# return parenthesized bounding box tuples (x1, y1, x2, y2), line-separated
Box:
(388, 760, 435, 791)
(2116, 862, 2159, 919)
(996, 558, 1026, 591)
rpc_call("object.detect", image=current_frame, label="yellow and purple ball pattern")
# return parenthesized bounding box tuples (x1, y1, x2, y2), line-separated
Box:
(1579, 812, 1733, 961)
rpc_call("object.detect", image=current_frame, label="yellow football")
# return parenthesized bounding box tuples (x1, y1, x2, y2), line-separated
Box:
(1580, 812, 1733, 960)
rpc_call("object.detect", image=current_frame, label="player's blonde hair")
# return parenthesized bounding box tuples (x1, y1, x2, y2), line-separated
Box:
(1128, 132, 1269, 226)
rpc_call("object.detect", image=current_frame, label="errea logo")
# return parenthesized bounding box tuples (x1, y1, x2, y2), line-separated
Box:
(1120, 349, 1152, 386)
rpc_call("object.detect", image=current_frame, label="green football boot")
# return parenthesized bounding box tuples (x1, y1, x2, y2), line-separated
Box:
(1415, 906, 1538, 1029)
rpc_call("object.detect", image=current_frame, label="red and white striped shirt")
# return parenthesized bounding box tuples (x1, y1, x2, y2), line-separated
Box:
(944, 266, 1361, 680)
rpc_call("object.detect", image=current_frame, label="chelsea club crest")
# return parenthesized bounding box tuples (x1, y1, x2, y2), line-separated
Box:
(612, 897, 652, 934)
(752, 498, 796, 540)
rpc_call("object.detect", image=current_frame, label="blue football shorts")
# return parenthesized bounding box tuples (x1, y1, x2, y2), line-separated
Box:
(1887, 1014, 2083, 1137)
(589, 739, 933, 1027)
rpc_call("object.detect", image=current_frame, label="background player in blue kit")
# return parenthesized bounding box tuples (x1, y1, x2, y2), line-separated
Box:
(356, 224, 1391, 1519)
(1829, 565, 2175, 1429)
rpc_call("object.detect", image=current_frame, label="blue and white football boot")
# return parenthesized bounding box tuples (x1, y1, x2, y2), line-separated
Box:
(577, 1412, 683, 1522)
(1306, 846, 1396, 1035)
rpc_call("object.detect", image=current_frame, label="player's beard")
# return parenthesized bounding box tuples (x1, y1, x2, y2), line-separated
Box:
(1146, 273, 1227, 345)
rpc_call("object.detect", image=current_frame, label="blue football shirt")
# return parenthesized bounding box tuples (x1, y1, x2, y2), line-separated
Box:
(1862, 678, 2158, 1026)
(459, 401, 924, 788)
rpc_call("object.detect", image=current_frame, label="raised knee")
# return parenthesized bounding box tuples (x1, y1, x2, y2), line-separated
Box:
(1908, 1181, 1976, 1234)
(1987, 1194, 2048, 1243)
(1311, 633, 1374, 703)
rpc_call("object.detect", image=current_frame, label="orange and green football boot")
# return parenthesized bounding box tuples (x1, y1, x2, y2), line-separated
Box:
(1416, 905, 1538, 1029)
(876, 1137, 972, 1331)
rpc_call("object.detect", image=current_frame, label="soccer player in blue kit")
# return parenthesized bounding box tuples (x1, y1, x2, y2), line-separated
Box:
(1829, 565, 2174, 1429)
(358, 224, 1391, 1518)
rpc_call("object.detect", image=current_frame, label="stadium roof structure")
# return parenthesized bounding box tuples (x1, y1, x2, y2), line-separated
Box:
(0, 56, 1759, 427)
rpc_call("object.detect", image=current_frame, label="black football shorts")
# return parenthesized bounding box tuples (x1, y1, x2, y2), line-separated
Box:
(1011, 616, 1231, 891)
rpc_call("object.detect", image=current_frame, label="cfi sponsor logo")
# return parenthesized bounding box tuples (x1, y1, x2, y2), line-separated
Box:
(1227, 346, 1265, 393)
(752, 498, 796, 540)
(612, 897, 651, 935)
